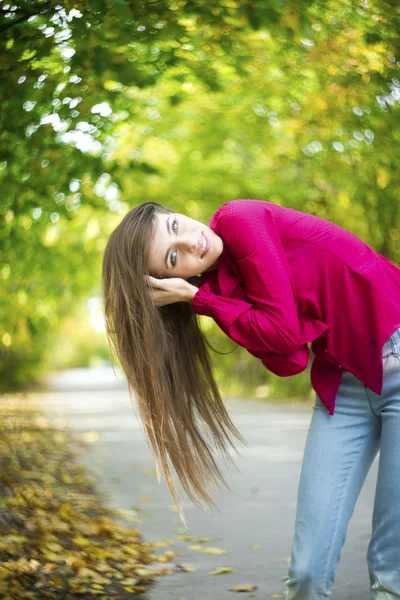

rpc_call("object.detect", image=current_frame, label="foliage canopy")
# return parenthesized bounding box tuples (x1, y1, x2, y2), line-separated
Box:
(1, 0, 400, 395)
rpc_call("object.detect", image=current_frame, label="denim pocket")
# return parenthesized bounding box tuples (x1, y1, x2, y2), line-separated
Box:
(386, 327, 400, 362)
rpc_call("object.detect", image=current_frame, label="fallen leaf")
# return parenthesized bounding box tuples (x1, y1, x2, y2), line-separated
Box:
(151, 539, 174, 548)
(138, 495, 150, 503)
(177, 535, 212, 543)
(175, 564, 196, 572)
(81, 431, 101, 443)
(72, 535, 91, 547)
(230, 583, 258, 592)
(120, 577, 139, 586)
(209, 567, 235, 575)
(188, 545, 226, 555)
(141, 468, 157, 477)
(43, 563, 58, 572)
(113, 508, 140, 522)
(135, 567, 154, 578)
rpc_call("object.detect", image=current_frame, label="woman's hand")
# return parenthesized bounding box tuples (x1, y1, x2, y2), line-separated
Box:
(145, 275, 199, 307)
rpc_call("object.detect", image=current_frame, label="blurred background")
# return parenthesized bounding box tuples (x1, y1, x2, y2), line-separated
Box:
(2, 0, 400, 402)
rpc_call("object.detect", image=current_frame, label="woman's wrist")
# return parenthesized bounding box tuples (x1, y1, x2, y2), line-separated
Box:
(185, 282, 199, 303)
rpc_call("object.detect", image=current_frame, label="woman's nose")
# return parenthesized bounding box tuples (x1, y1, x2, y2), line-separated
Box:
(177, 235, 196, 252)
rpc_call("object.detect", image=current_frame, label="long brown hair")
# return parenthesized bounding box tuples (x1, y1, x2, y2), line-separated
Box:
(101, 201, 246, 526)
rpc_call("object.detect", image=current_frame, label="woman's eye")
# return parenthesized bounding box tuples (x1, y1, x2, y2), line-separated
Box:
(170, 218, 178, 267)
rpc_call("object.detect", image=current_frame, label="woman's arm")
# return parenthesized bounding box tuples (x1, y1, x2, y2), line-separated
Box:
(191, 200, 329, 355)
(251, 344, 311, 376)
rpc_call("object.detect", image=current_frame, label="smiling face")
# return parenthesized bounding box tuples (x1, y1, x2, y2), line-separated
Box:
(147, 211, 224, 279)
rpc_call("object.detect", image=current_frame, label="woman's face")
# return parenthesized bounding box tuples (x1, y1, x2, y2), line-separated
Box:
(147, 211, 224, 279)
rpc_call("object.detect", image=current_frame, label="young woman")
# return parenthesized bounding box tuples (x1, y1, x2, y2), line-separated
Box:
(102, 198, 400, 599)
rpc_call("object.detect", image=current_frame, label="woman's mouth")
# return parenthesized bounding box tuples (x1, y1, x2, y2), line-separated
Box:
(200, 232, 210, 258)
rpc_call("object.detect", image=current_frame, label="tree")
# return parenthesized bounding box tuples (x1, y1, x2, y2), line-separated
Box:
(1, 0, 399, 393)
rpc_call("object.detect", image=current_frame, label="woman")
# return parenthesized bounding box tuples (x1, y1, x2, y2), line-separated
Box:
(102, 198, 400, 599)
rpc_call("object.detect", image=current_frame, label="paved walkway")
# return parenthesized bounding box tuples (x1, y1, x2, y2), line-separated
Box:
(41, 368, 378, 599)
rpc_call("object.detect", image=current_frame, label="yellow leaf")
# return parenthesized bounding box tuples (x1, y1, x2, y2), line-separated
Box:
(78, 567, 98, 578)
(209, 567, 235, 575)
(113, 508, 140, 522)
(338, 191, 350, 209)
(95, 561, 112, 573)
(231, 583, 258, 592)
(188, 545, 226, 555)
(58, 503, 76, 520)
(177, 535, 212, 543)
(43, 562, 58, 572)
(0, 566, 11, 580)
(155, 549, 177, 562)
(280, 10, 299, 30)
(134, 567, 153, 578)
(175, 565, 196, 572)
(42, 551, 64, 563)
(377, 168, 390, 189)
(120, 578, 139, 586)
(72, 535, 91, 547)
(0, 535, 26, 552)
(65, 556, 85, 570)
(327, 64, 338, 75)
(45, 542, 64, 553)
(82, 431, 101, 443)
(151, 539, 174, 548)
(91, 583, 104, 590)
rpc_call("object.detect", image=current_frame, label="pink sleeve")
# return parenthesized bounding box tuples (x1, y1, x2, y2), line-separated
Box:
(192, 285, 317, 375)
(192, 201, 304, 354)
(251, 345, 310, 376)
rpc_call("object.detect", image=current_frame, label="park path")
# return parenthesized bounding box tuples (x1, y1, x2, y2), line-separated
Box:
(41, 367, 378, 600)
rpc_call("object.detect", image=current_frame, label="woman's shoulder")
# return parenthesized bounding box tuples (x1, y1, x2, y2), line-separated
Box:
(211, 198, 273, 221)
(210, 199, 308, 240)
(210, 198, 305, 225)
(208, 199, 307, 262)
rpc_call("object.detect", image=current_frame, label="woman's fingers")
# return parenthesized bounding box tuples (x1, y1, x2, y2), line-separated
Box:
(145, 274, 163, 289)
(144, 276, 166, 306)
(144, 275, 188, 307)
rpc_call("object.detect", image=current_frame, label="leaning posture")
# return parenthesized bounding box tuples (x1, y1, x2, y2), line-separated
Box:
(102, 198, 400, 599)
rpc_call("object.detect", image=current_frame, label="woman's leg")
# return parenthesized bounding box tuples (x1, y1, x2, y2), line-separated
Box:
(365, 335, 400, 599)
(286, 369, 381, 600)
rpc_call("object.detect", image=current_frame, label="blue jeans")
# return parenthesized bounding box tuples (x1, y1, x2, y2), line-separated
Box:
(286, 327, 400, 599)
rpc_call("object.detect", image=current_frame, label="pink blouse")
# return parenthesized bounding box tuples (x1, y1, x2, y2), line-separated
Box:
(191, 199, 400, 415)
